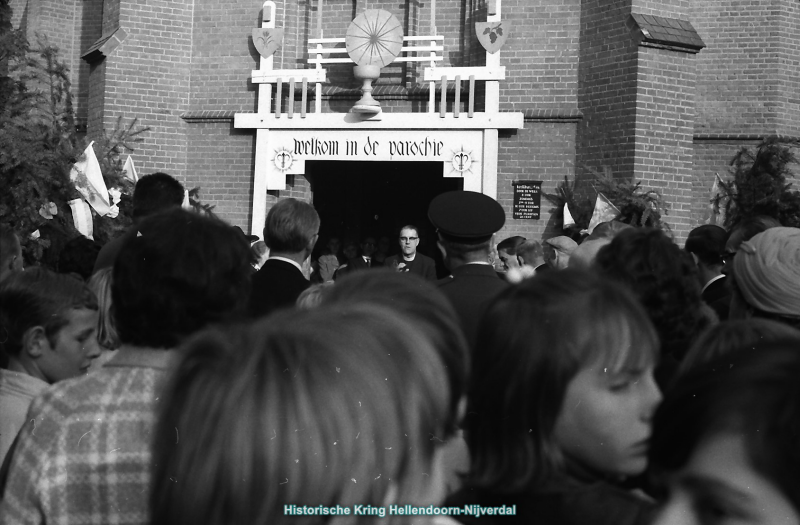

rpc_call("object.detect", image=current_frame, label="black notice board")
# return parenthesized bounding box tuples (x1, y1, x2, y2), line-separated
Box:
(512, 180, 542, 220)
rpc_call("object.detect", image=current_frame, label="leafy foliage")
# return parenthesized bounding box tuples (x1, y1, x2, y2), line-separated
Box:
(543, 175, 593, 236)
(0, 29, 79, 264)
(0, 2, 148, 267)
(714, 137, 800, 229)
(187, 187, 218, 218)
(544, 167, 670, 235)
(589, 165, 669, 230)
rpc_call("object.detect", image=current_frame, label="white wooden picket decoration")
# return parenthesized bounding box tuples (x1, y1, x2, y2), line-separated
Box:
(235, 0, 522, 237)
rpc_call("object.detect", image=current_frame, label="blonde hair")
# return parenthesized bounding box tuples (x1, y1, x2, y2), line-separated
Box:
(87, 267, 120, 349)
(151, 304, 450, 525)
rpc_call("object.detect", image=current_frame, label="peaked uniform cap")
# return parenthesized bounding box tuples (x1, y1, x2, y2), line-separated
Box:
(428, 191, 505, 243)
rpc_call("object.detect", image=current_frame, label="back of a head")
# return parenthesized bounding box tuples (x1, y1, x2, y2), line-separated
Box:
(680, 319, 800, 376)
(497, 236, 526, 255)
(725, 215, 781, 251)
(684, 224, 726, 267)
(651, 341, 800, 513)
(151, 304, 450, 525)
(516, 240, 543, 264)
(112, 208, 252, 349)
(467, 269, 658, 492)
(0, 267, 97, 363)
(323, 268, 469, 433)
(132, 172, 185, 221)
(439, 236, 492, 263)
(263, 198, 320, 253)
(58, 236, 102, 281)
(594, 228, 708, 357)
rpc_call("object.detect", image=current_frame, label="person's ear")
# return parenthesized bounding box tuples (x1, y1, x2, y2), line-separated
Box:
(456, 395, 467, 426)
(437, 240, 447, 260)
(22, 326, 50, 358)
(306, 234, 318, 254)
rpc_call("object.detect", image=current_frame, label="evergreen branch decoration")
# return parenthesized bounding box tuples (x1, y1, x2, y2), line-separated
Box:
(0, 5, 149, 267)
(544, 168, 670, 235)
(714, 136, 800, 229)
(188, 187, 218, 218)
(543, 175, 593, 234)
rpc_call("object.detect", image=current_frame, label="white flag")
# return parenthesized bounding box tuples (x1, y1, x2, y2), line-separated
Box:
(563, 202, 575, 228)
(122, 155, 138, 182)
(586, 193, 620, 235)
(68, 198, 94, 239)
(708, 173, 727, 226)
(70, 141, 111, 216)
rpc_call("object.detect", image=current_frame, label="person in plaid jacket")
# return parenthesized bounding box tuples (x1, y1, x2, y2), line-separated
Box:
(0, 208, 252, 525)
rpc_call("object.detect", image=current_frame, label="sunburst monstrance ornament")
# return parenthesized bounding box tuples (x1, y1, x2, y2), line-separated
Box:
(345, 9, 404, 115)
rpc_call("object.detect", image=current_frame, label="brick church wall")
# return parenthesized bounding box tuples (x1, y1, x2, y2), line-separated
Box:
(576, 0, 639, 184)
(633, 47, 697, 237)
(96, 0, 193, 182)
(494, 0, 581, 242)
(576, 0, 701, 239)
(12, 0, 798, 239)
(688, 0, 800, 226)
(775, 0, 800, 136)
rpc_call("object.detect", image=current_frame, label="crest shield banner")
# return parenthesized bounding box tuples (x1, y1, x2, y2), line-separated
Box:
(475, 21, 510, 54)
(252, 28, 284, 58)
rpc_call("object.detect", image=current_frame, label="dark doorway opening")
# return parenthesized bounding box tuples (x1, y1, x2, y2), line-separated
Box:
(308, 160, 463, 269)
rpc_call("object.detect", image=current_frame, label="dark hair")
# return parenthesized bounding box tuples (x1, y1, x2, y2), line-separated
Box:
(132, 172, 185, 221)
(680, 319, 800, 376)
(594, 228, 710, 359)
(112, 208, 252, 349)
(684, 224, 726, 267)
(466, 269, 658, 492)
(725, 215, 781, 251)
(322, 269, 469, 434)
(438, 236, 491, 262)
(151, 304, 450, 525)
(650, 340, 800, 512)
(516, 240, 544, 263)
(263, 198, 320, 253)
(0, 225, 20, 269)
(497, 236, 526, 255)
(0, 267, 98, 359)
(58, 236, 102, 281)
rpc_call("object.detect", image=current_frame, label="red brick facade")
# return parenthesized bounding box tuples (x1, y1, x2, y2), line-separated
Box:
(10, 0, 799, 242)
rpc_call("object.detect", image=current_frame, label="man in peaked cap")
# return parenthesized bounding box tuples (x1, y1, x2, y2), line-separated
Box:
(429, 190, 509, 349)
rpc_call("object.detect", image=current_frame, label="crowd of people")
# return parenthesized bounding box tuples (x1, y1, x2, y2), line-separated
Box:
(0, 171, 798, 525)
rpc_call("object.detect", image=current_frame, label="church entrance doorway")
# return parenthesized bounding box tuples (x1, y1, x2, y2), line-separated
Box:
(308, 160, 462, 271)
